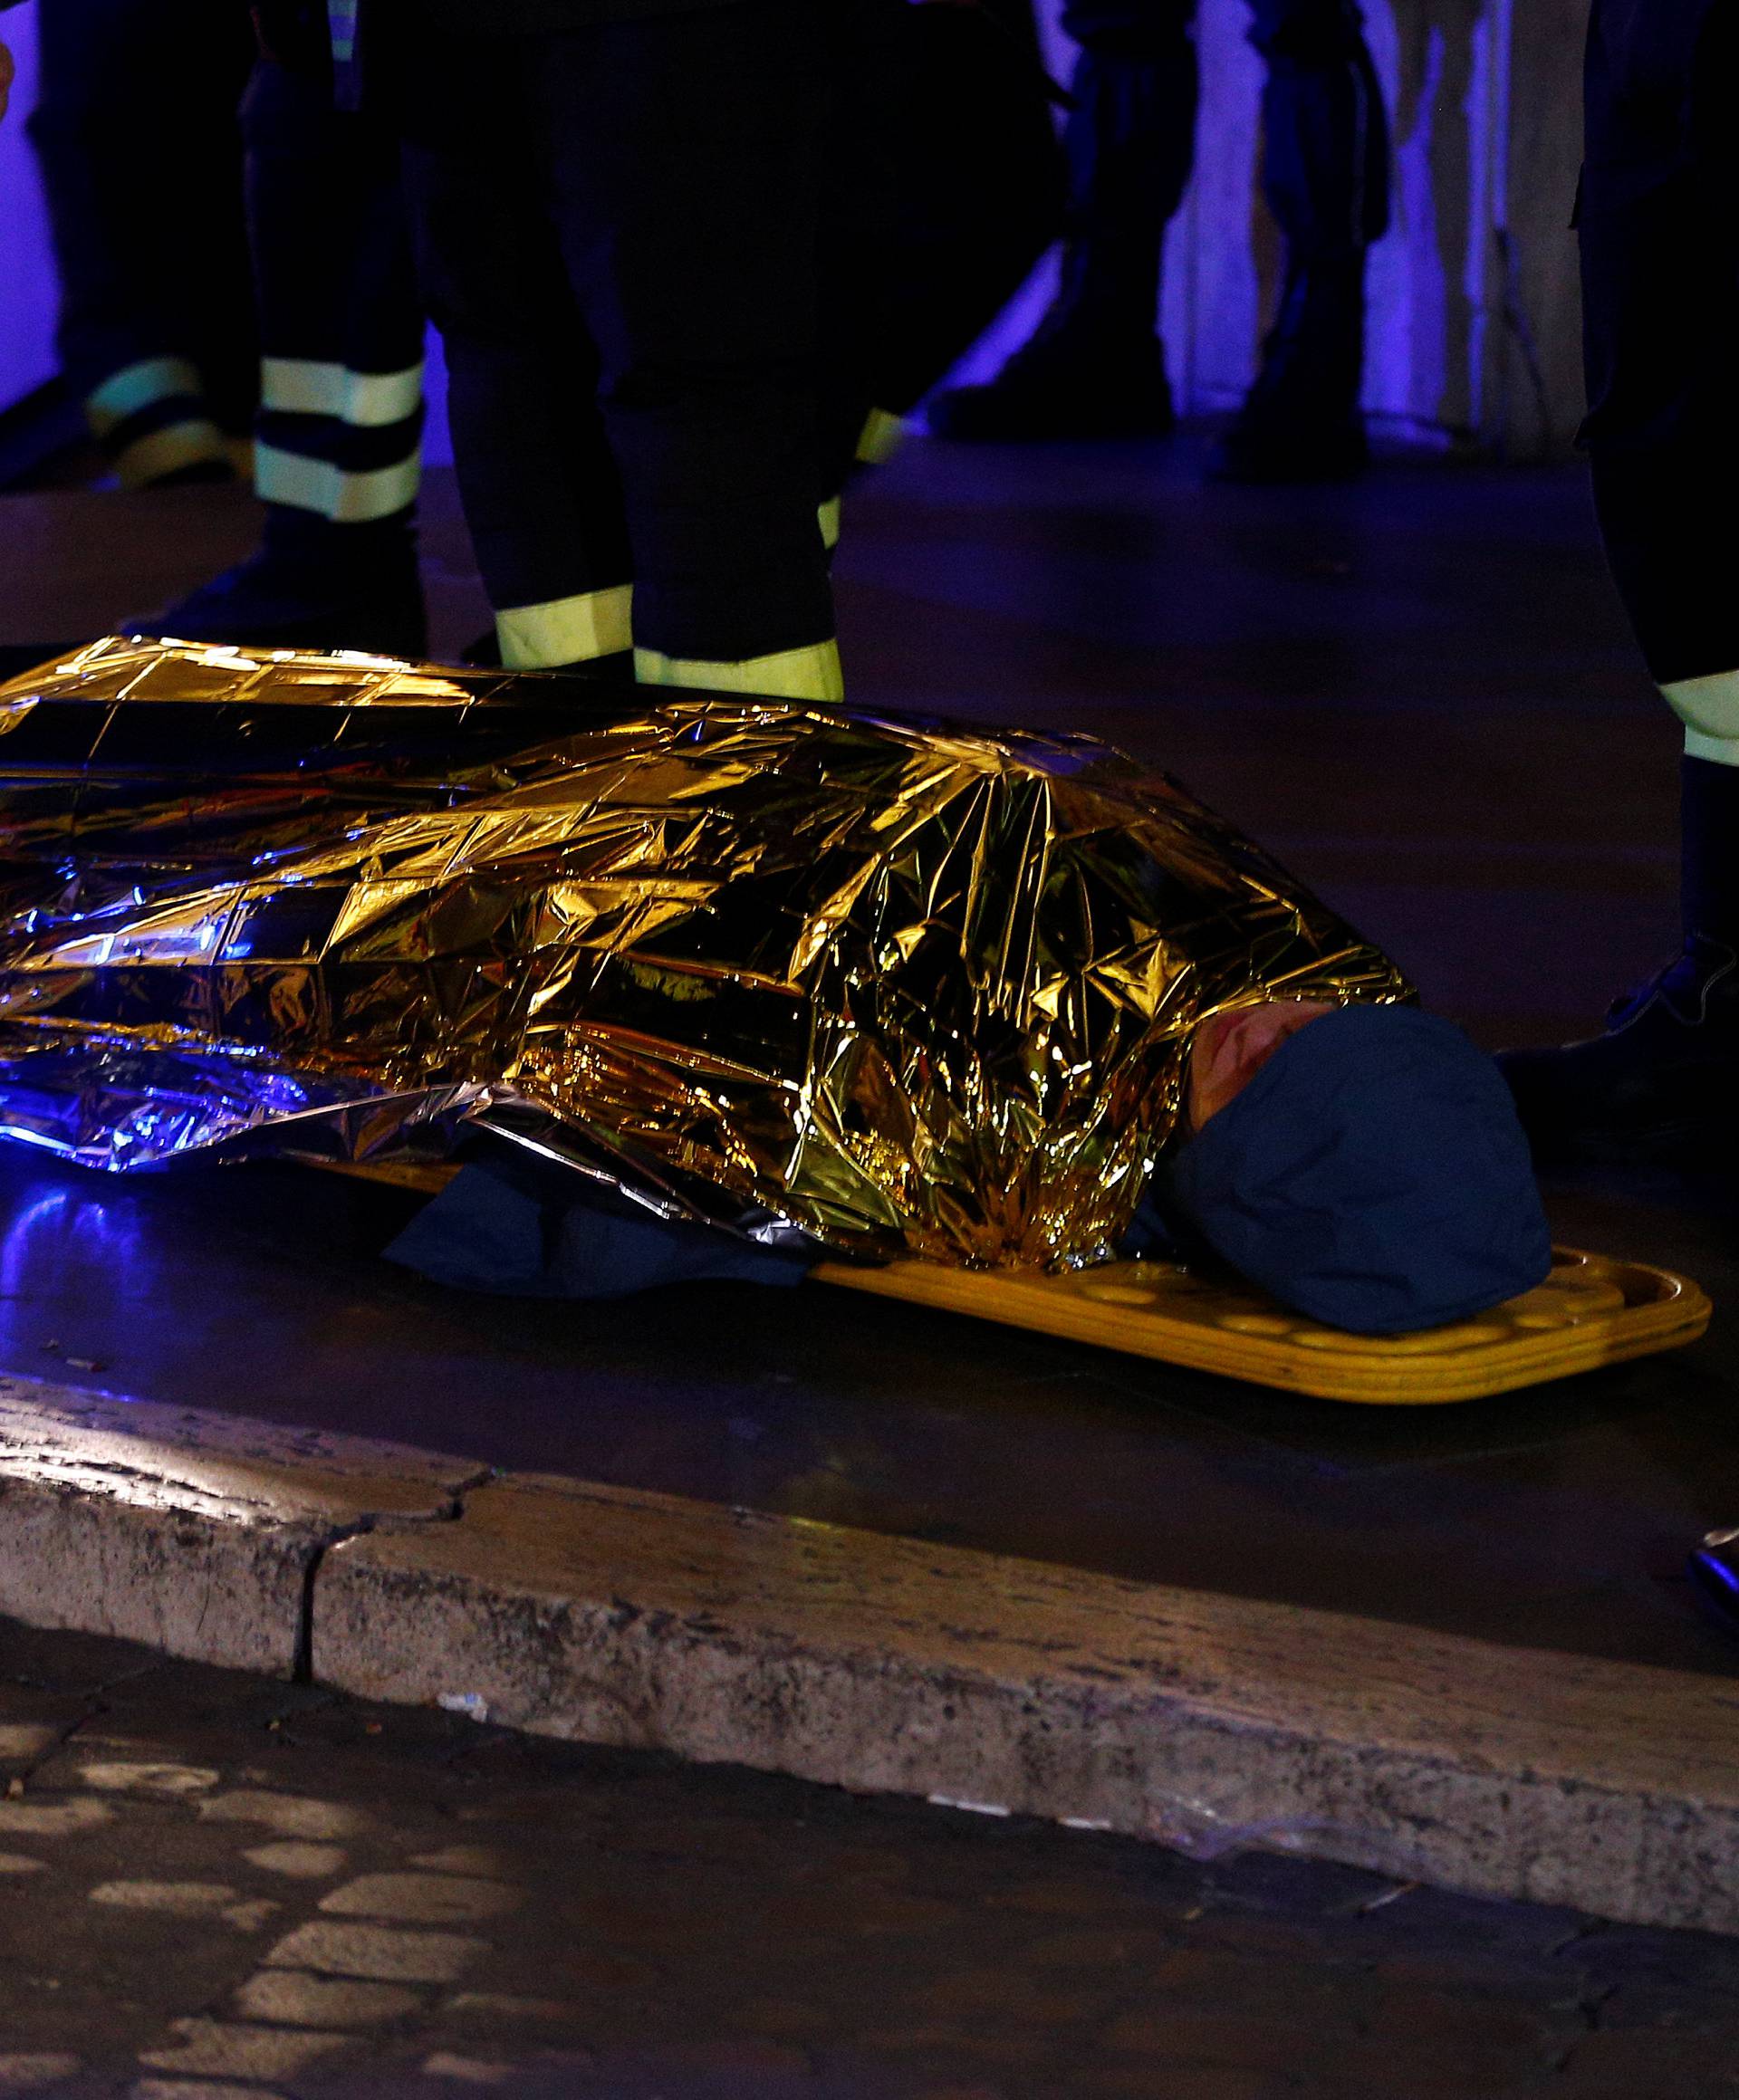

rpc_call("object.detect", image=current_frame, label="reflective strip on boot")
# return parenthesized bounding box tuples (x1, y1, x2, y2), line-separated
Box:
(261, 357, 425, 428)
(1666, 669, 1739, 768)
(85, 357, 205, 438)
(634, 638, 844, 703)
(855, 408, 908, 466)
(495, 586, 634, 670)
(255, 442, 421, 523)
(112, 418, 231, 490)
(818, 496, 842, 551)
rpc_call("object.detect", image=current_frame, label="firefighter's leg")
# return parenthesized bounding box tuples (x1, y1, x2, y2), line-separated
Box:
(396, 42, 634, 676)
(141, 54, 428, 657)
(1206, 0, 1388, 483)
(1498, 0, 1739, 1161)
(534, 2, 840, 699)
(930, 0, 1198, 443)
(27, 0, 255, 486)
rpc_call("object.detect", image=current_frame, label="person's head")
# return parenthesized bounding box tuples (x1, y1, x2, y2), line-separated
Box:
(1187, 999, 1338, 1131)
(1169, 1000, 1552, 1334)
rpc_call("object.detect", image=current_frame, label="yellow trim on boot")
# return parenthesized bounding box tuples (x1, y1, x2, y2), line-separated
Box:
(496, 585, 634, 670)
(634, 638, 844, 703)
(818, 495, 842, 551)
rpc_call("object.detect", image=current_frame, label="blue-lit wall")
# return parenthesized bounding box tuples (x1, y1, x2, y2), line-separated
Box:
(952, 0, 1585, 457)
(0, 9, 59, 413)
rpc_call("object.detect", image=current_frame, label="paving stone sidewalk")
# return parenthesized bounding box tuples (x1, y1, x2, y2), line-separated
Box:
(0, 1620, 1733, 2098)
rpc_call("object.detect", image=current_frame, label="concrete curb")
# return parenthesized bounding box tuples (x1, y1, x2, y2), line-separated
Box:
(0, 1377, 1735, 1934)
(0, 1377, 485, 1674)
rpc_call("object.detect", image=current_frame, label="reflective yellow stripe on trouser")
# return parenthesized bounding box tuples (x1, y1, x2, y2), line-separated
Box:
(255, 443, 421, 523)
(85, 357, 231, 489)
(633, 504, 845, 695)
(260, 357, 424, 428)
(856, 408, 908, 466)
(634, 638, 844, 702)
(85, 356, 205, 436)
(110, 419, 232, 490)
(1664, 669, 1739, 767)
(495, 586, 634, 669)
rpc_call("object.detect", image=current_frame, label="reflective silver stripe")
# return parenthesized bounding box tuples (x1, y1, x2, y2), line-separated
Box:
(496, 586, 633, 669)
(818, 496, 842, 551)
(111, 418, 229, 490)
(1664, 667, 1739, 744)
(329, 0, 359, 59)
(261, 357, 425, 428)
(86, 356, 203, 437)
(855, 408, 908, 466)
(1681, 727, 1739, 767)
(634, 638, 843, 703)
(255, 441, 421, 522)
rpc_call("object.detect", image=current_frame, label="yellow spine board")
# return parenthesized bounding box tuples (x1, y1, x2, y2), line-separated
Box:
(302, 1161, 1708, 1406)
(812, 1250, 1709, 1405)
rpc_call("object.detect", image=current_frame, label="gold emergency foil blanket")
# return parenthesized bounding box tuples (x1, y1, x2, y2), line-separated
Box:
(0, 638, 1409, 1268)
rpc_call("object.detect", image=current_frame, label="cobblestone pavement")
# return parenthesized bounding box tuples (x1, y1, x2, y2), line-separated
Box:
(0, 1621, 1733, 2098)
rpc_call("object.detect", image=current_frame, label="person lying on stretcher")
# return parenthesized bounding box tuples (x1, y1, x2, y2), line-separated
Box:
(399, 990, 1552, 1338)
(0, 638, 1550, 1337)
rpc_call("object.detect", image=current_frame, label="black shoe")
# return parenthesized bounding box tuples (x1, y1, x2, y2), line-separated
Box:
(928, 331, 1176, 442)
(1495, 935, 1739, 1165)
(1206, 408, 1369, 484)
(1206, 255, 1369, 484)
(131, 543, 428, 661)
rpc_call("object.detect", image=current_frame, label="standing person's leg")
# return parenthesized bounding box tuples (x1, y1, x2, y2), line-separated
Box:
(392, 34, 633, 676)
(141, 49, 428, 657)
(815, 0, 1064, 532)
(929, 0, 1198, 443)
(27, 0, 255, 486)
(1499, 0, 1739, 1160)
(1207, 0, 1388, 483)
(533, 3, 839, 697)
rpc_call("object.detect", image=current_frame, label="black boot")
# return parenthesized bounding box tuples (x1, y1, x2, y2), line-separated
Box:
(1207, 32, 1388, 484)
(927, 29, 1195, 443)
(1207, 257, 1370, 483)
(1498, 757, 1739, 1163)
(130, 507, 428, 660)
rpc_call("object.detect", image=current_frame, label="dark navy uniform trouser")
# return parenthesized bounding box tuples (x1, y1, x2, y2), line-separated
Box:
(1580, 0, 1739, 753)
(241, 56, 425, 538)
(26, 0, 256, 483)
(384, 1, 852, 683)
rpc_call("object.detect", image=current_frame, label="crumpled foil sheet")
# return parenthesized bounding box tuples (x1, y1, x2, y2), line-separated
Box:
(0, 637, 1409, 1268)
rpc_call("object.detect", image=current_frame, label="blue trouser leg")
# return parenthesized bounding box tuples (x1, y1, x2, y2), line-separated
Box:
(1052, 0, 1197, 346)
(1246, 0, 1388, 261)
(1232, 0, 1387, 435)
